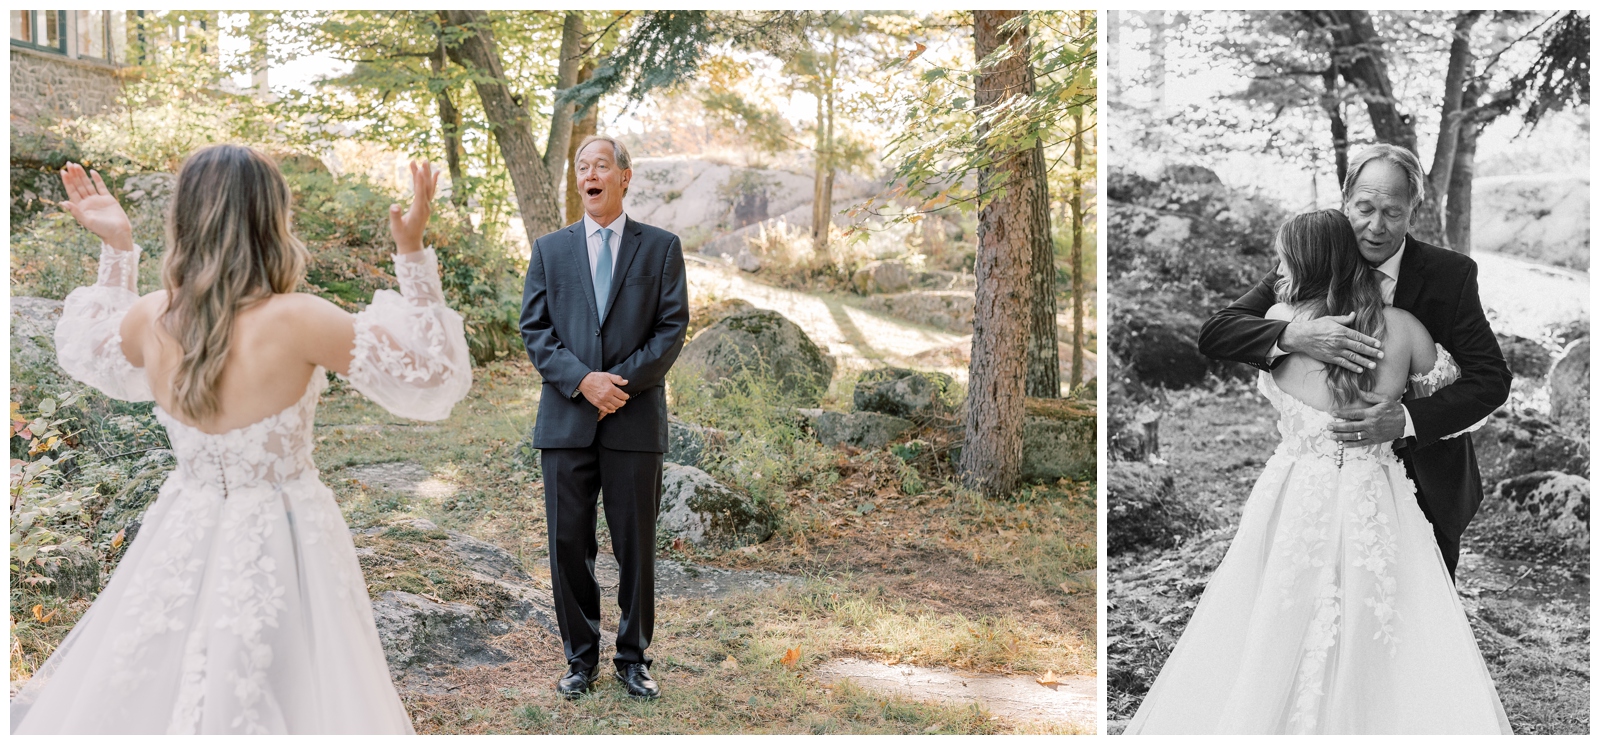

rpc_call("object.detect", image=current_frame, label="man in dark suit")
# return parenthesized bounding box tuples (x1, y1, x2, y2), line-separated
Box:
(1198, 144, 1511, 578)
(520, 135, 689, 699)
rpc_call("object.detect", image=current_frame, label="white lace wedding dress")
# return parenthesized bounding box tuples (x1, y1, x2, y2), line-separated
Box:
(10, 245, 471, 734)
(1125, 363, 1511, 735)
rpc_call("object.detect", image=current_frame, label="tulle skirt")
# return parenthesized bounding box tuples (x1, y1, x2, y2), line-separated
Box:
(11, 471, 413, 734)
(1125, 452, 1511, 734)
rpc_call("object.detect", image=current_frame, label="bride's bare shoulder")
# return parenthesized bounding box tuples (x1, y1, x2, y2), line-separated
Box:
(1381, 306, 1430, 348)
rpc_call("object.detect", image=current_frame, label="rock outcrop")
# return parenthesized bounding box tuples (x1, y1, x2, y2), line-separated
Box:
(679, 309, 835, 406)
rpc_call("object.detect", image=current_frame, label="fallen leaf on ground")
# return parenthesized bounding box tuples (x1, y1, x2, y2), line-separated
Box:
(780, 647, 801, 667)
(720, 655, 740, 671)
(1036, 670, 1060, 689)
(111, 529, 125, 550)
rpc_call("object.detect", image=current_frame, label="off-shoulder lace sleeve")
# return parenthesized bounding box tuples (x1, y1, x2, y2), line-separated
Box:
(54, 243, 154, 401)
(343, 249, 472, 421)
(1409, 344, 1486, 440)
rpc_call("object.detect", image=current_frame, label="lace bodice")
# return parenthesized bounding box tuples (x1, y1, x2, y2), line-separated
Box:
(1258, 372, 1400, 469)
(54, 244, 472, 489)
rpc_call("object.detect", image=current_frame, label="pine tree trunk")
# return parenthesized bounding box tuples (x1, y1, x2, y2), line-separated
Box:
(1070, 108, 1086, 388)
(565, 60, 597, 225)
(439, 9, 562, 244)
(963, 10, 1036, 498)
(1025, 138, 1060, 397)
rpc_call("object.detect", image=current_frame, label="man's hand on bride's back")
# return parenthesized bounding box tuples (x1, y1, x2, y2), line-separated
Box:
(1281, 313, 1384, 374)
(389, 161, 439, 254)
(59, 163, 134, 252)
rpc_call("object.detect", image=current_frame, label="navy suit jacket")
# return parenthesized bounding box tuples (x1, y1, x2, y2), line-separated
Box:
(1197, 236, 1512, 541)
(520, 217, 689, 452)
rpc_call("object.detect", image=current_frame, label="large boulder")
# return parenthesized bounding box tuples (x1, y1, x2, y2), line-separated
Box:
(1107, 461, 1214, 556)
(798, 409, 913, 450)
(852, 259, 912, 294)
(658, 463, 772, 549)
(1111, 304, 1210, 390)
(1472, 409, 1589, 485)
(686, 297, 755, 341)
(668, 416, 709, 467)
(679, 309, 835, 406)
(11, 297, 67, 397)
(853, 367, 954, 420)
(1022, 398, 1097, 483)
(861, 290, 975, 332)
(1548, 338, 1589, 437)
(37, 542, 102, 599)
(1487, 471, 1590, 553)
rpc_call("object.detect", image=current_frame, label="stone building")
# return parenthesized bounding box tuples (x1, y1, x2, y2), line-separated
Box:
(10, 10, 130, 148)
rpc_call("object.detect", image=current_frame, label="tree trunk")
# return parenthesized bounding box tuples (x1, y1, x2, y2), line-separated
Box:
(1415, 11, 1483, 246)
(820, 55, 836, 244)
(963, 10, 1036, 498)
(544, 11, 585, 194)
(1024, 136, 1060, 397)
(439, 9, 562, 245)
(430, 37, 467, 208)
(811, 65, 833, 252)
(1321, 10, 1418, 156)
(1318, 63, 1349, 186)
(1070, 107, 1086, 388)
(565, 60, 597, 224)
(1446, 84, 1485, 255)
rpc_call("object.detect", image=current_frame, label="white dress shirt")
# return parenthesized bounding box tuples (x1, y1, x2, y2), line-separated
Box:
(582, 211, 627, 280)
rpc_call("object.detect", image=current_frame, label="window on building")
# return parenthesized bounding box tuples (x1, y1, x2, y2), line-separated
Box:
(74, 10, 124, 63)
(9, 10, 66, 54)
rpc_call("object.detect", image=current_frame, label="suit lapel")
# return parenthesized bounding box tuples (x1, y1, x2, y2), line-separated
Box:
(566, 222, 600, 325)
(1392, 234, 1427, 312)
(600, 218, 644, 325)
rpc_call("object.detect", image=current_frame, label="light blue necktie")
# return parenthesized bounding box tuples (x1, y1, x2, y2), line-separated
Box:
(594, 226, 614, 324)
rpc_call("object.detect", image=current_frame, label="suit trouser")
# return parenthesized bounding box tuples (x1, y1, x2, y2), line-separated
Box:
(541, 443, 662, 672)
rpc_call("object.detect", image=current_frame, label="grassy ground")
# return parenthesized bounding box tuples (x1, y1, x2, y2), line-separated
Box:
(284, 357, 1097, 734)
(1106, 380, 1590, 734)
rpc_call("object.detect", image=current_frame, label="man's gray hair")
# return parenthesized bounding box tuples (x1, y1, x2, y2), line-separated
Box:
(1342, 143, 1426, 209)
(576, 134, 632, 171)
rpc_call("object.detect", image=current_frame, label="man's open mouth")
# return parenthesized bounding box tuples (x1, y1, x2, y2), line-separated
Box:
(586, 187, 603, 197)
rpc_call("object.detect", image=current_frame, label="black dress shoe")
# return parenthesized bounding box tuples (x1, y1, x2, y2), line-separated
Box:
(614, 663, 660, 699)
(557, 665, 599, 699)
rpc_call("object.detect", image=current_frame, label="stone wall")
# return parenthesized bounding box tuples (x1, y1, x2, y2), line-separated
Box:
(10, 45, 122, 138)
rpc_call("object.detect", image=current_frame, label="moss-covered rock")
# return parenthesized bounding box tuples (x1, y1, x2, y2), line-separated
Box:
(658, 463, 772, 550)
(798, 408, 913, 450)
(679, 309, 835, 407)
(853, 367, 955, 420)
(1022, 397, 1097, 483)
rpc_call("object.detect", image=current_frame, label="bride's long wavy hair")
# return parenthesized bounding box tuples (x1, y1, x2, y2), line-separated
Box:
(161, 144, 309, 422)
(1272, 209, 1387, 407)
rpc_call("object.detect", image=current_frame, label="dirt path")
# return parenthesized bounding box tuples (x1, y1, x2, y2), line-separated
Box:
(685, 258, 968, 377)
(817, 658, 1096, 731)
(1475, 250, 1589, 338)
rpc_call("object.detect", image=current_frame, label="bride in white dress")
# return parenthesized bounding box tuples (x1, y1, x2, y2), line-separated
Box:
(1125, 209, 1511, 734)
(10, 147, 470, 734)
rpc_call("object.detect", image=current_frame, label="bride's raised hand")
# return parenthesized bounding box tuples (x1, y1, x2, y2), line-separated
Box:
(59, 163, 134, 252)
(389, 160, 440, 255)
